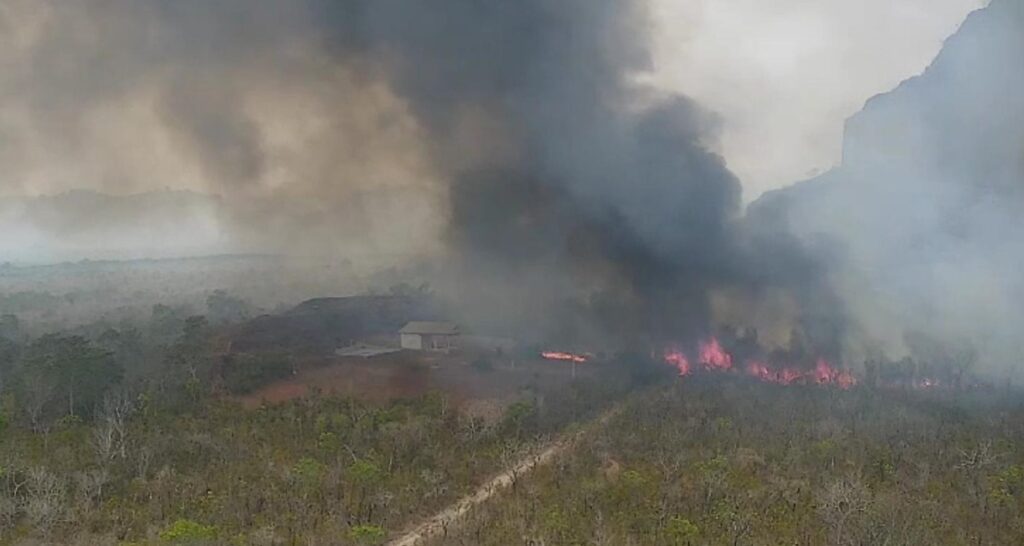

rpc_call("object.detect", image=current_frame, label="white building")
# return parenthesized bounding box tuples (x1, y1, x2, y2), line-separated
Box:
(399, 321, 460, 352)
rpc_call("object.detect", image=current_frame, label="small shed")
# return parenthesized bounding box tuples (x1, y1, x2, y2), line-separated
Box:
(399, 321, 460, 352)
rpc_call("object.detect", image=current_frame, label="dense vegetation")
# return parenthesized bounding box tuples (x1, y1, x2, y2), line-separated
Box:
(439, 377, 1024, 545)
(0, 380, 625, 545)
(0, 293, 641, 545)
(1, 270, 1021, 545)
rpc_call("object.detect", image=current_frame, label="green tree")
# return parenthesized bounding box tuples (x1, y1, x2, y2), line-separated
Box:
(348, 459, 382, 487)
(500, 400, 536, 439)
(0, 336, 19, 393)
(666, 517, 701, 545)
(292, 457, 326, 488)
(205, 290, 253, 324)
(0, 314, 19, 340)
(22, 334, 121, 418)
(150, 303, 191, 340)
(164, 316, 213, 403)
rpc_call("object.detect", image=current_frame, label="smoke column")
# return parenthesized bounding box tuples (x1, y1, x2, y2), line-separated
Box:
(2, 0, 831, 348)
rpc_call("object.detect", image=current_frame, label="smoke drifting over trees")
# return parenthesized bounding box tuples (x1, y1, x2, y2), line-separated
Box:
(1, 1, 1021, 371)
(0, 0, 803, 347)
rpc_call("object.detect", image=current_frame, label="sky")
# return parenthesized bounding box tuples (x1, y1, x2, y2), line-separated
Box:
(648, 0, 987, 201)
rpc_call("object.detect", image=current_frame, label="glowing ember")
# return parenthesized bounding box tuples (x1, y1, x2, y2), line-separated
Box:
(663, 348, 692, 376)
(698, 338, 733, 370)
(745, 361, 804, 385)
(541, 351, 588, 363)
(746, 360, 776, 381)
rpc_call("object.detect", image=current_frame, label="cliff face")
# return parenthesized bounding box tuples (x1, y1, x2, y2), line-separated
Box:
(749, 0, 1024, 365)
(840, 0, 1024, 193)
(758, 0, 1024, 214)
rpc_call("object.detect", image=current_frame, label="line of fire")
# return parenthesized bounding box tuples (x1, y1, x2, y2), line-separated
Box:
(542, 334, 986, 392)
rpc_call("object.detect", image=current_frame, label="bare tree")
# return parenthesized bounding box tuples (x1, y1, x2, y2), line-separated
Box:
(498, 440, 528, 491)
(0, 493, 17, 532)
(134, 443, 154, 481)
(20, 372, 54, 434)
(73, 469, 109, 509)
(92, 421, 117, 464)
(956, 441, 998, 512)
(956, 441, 998, 472)
(817, 478, 871, 546)
(92, 391, 135, 463)
(24, 467, 65, 536)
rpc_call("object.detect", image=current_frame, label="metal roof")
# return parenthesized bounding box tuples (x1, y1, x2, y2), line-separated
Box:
(399, 321, 460, 335)
(335, 344, 403, 358)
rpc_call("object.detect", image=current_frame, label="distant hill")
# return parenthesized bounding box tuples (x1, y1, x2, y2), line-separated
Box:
(228, 295, 444, 354)
(0, 189, 233, 263)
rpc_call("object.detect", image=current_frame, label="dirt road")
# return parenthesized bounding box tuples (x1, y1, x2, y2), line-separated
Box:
(386, 405, 623, 546)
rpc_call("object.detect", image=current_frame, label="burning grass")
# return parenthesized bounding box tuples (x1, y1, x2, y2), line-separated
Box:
(663, 337, 857, 389)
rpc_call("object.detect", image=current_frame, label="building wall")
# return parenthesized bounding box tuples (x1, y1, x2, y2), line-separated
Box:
(400, 333, 423, 350)
(401, 333, 459, 351)
(426, 334, 454, 351)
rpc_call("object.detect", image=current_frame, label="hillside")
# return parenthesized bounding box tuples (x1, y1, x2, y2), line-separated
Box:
(227, 295, 444, 354)
(749, 0, 1024, 365)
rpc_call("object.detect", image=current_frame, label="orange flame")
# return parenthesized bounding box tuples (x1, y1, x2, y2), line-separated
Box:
(698, 338, 733, 371)
(663, 348, 692, 376)
(666, 337, 857, 390)
(541, 351, 588, 363)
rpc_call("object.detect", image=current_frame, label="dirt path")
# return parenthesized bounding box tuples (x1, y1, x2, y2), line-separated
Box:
(386, 404, 624, 546)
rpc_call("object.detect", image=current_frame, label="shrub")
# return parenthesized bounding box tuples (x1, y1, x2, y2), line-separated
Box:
(348, 460, 383, 486)
(291, 457, 326, 487)
(159, 519, 218, 543)
(666, 517, 701, 545)
(349, 524, 386, 545)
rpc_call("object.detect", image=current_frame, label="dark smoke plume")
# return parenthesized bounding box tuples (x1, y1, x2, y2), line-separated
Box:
(0, 1, 831, 349)
(307, 1, 823, 347)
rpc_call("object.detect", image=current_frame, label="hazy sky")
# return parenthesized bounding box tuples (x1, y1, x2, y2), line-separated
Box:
(648, 0, 987, 201)
(0, 0, 987, 204)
